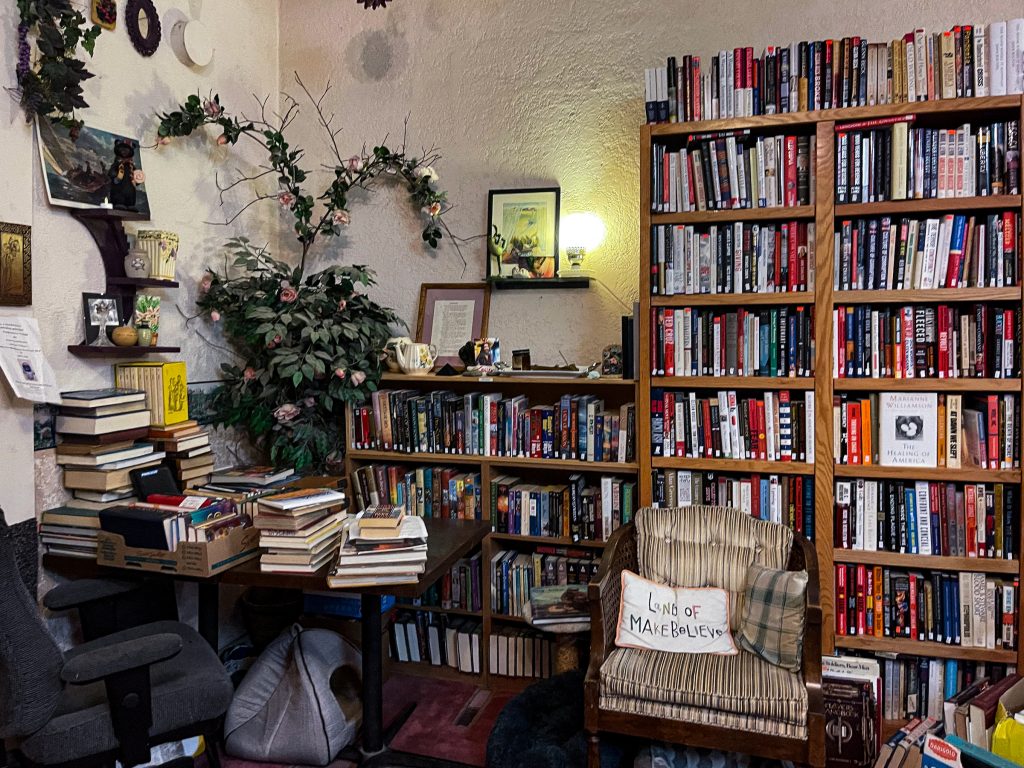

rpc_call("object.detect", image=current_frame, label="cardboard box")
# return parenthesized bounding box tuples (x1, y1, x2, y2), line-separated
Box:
(96, 525, 259, 577)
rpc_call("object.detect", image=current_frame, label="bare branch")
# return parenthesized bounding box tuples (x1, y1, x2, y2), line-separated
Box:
(204, 192, 278, 227)
(294, 72, 345, 166)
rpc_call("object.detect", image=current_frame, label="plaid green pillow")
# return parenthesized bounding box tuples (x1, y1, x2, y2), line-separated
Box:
(737, 563, 808, 672)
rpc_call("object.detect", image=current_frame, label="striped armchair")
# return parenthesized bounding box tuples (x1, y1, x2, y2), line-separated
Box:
(584, 506, 824, 767)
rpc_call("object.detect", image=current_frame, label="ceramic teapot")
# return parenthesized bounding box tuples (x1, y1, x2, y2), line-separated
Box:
(383, 336, 412, 372)
(395, 338, 438, 375)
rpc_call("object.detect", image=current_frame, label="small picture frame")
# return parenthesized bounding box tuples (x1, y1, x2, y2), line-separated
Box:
(0, 222, 32, 306)
(472, 338, 501, 367)
(416, 282, 490, 369)
(486, 187, 560, 281)
(81, 293, 124, 344)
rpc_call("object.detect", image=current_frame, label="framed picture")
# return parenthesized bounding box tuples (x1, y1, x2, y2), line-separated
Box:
(187, 380, 222, 427)
(81, 293, 124, 344)
(416, 282, 490, 369)
(0, 222, 31, 306)
(36, 119, 150, 217)
(487, 187, 560, 280)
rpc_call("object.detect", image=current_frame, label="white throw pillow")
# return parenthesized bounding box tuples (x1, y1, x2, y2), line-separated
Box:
(615, 570, 737, 655)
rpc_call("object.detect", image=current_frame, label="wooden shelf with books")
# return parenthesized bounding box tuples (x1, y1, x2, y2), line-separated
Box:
(834, 635, 1018, 664)
(833, 287, 1022, 304)
(651, 205, 814, 225)
(833, 549, 1020, 575)
(833, 378, 1021, 392)
(345, 372, 635, 692)
(836, 194, 1021, 217)
(654, 376, 815, 390)
(651, 291, 813, 308)
(392, 604, 483, 620)
(640, 93, 1024, 672)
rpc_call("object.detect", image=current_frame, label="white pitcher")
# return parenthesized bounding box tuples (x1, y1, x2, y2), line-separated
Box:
(395, 338, 438, 375)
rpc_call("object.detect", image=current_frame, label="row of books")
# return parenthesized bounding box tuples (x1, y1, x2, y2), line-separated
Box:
(490, 547, 600, 618)
(389, 612, 483, 674)
(833, 392, 1019, 470)
(643, 20, 1024, 123)
(651, 470, 815, 539)
(492, 474, 636, 543)
(834, 564, 1018, 649)
(832, 304, 1019, 380)
(835, 118, 1020, 204)
(651, 389, 815, 463)
(834, 480, 1018, 559)
(113, 362, 189, 427)
(254, 487, 348, 574)
(351, 464, 482, 520)
(96, 494, 251, 551)
(650, 133, 814, 213)
(351, 390, 637, 464)
(398, 552, 483, 613)
(650, 221, 815, 296)
(651, 306, 815, 379)
(833, 213, 1019, 292)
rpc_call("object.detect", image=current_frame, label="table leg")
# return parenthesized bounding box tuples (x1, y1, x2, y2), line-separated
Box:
(361, 593, 385, 757)
(197, 581, 220, 650)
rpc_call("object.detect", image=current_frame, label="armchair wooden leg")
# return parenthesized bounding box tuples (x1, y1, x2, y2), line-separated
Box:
(588, 732, 600, 768)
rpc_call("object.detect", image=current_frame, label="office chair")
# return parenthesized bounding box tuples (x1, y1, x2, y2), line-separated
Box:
(0, 508, 233, 768)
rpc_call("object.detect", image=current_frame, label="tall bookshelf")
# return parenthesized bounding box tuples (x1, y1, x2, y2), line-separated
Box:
(638, 95, 1024, 682)
(344, 372, 638, 690)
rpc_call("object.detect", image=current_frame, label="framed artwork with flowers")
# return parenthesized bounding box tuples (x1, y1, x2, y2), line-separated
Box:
(416, 282, 490, 369)
(0, 221, 31, 306)
(36, 120, 150, 216)
(486, 187, 560, 281)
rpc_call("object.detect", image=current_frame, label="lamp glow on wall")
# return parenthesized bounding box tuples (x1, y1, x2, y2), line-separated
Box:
(560, 212, 606, 273)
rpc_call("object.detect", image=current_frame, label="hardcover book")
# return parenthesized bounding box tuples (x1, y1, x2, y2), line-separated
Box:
(879, 392, 938, 468)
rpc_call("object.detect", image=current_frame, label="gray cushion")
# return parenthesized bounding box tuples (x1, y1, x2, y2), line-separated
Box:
(17, 621, 232, 765)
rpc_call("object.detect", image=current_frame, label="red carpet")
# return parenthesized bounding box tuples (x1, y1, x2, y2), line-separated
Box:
(218, 673, 509, 768)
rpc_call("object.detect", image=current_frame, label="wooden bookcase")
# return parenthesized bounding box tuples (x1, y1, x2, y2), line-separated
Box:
(638, 95, 1024, 674)
(344, 372, 638, 690)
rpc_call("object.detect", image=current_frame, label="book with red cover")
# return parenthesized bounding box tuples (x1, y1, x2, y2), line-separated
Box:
(836, 565, 848, 636)
(784, 136, 798, 207)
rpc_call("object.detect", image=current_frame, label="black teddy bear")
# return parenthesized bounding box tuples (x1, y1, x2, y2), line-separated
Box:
(108, 138, 142, 210)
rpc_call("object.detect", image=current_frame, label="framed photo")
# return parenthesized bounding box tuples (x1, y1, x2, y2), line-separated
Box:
(36, 119, 150, 217)
(0, 222, 31, 306)
(487, 188, 560, 280)
(416, 282, 490, 369)
(187, 380, 222, 427)
(81, 293, 124, 344)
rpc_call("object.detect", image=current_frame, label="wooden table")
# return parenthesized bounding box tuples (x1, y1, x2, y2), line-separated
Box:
(45, 518, 491, 768)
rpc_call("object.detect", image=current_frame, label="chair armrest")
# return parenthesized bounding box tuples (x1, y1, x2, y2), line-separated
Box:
(586, 524, 637, 679)
(61, 632, 182, 684)
(44, 578, 140, 612)
(789, 534, 824, 729)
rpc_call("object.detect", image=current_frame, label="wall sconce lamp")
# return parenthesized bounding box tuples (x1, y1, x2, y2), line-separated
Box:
(560, 212, 606, 273)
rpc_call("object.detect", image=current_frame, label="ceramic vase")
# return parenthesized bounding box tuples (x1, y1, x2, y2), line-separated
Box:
(137, 230, 179, 280)
(124, 248, 150, 279)
(136, 327, 153, 346)
(112, 326, 138, 347)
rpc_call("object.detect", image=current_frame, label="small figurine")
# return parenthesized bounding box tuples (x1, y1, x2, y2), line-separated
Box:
(108, 138, 145, 210)
(601, 344, 623, 376)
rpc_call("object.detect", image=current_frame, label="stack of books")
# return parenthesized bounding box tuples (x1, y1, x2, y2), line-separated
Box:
(149, 420, 214, 488)
(55, 388, 164, 507)
(529, 584, 590, 626)
(39, 505, 100, 558)
(328, 508, 428, 588)
(255, 487, 347, 573)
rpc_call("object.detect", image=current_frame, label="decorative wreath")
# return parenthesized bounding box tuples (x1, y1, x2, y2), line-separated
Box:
(125, 0, 161, 56)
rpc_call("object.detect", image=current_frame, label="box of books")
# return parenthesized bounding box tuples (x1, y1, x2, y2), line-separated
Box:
(96, 521, 259, 577)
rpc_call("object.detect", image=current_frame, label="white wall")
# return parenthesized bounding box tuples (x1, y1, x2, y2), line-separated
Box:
(279, 0, 1024, 367)
(0, 1, 281, 523)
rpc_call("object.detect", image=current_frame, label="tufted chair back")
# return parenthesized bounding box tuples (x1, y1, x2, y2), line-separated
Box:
(635, 506, 793, 630)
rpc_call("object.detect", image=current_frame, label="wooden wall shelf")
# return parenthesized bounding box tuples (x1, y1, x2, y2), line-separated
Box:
(68, 344, 181, 358)
(487, 277, 591, 290)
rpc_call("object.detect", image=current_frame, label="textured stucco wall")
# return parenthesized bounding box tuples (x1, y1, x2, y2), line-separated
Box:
(279, 0, 1024, 366)
(0, 1, 280, 525)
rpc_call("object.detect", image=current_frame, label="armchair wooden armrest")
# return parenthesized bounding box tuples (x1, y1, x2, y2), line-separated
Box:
(789, 533, 825, 767)
(585, 523, 637, 727)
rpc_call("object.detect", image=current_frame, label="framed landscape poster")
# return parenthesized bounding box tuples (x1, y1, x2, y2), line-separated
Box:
(486, 188, 560, 281)
(416, 282, 490, 369)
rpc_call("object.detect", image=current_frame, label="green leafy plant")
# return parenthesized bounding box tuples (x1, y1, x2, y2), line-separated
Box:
(14, 0, 103, 135)
(158, 76, 455, 470)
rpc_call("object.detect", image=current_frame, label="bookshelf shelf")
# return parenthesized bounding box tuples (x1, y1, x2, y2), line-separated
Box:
(652, 291, 814, 308)
(833, 550, 1020, 575)
(346, 449, 638, 473)
(833, 287, 1022, 304)
(836, 194, 1022, 216)
(651, 457, 814, 475)
(488, 532, 608, 549)
(833, 378, 1022, 392)
(641, 93, 1024, 671)
(67, 344, 181, 358)
(491, 614, 530, 625)
(833, 465, 1022, 483)
(380, 372, 636, 388)
(833, 635, 1018, 664)
(648, 95, 1023, 137)
(651, 205, 814, 225)
(393, 604, 483, 619)
(654, 376, 815, 390)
